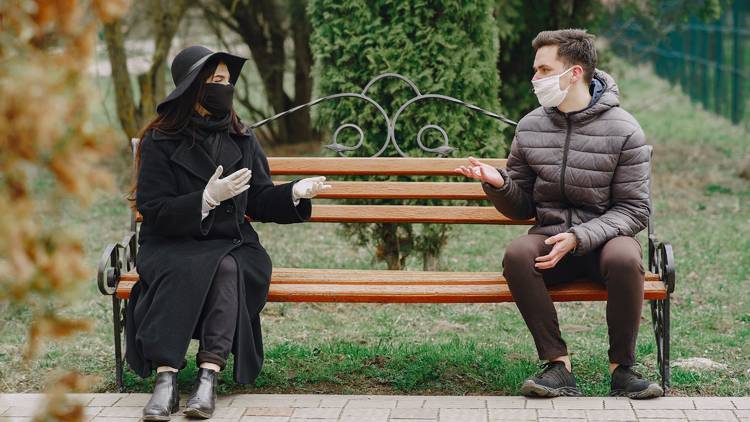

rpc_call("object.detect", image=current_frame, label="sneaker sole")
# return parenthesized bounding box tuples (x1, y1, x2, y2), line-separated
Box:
(610, 383, 664, 399)
(183, 407, 212, 419)
(521, 380, 581, 397)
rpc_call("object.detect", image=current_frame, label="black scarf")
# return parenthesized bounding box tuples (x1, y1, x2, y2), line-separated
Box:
(181, 111, 233, 163)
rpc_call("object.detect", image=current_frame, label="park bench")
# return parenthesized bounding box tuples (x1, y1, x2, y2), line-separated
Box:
(97, 73, 675, 395)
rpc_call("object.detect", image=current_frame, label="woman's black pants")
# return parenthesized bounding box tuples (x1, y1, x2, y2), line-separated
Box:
(193, 254, 239, 370)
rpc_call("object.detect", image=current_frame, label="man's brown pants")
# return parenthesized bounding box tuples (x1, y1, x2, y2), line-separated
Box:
(502, 234, 645, 366)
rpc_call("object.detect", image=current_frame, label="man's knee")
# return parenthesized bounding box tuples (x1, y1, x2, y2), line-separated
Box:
(503, 235, 546, 275)
(599, 237, 644, 278)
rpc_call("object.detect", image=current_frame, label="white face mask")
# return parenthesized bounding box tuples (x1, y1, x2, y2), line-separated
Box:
(531, 66, 574, 108)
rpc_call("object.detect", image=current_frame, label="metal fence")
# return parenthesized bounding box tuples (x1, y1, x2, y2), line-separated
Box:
(609, 1, 748, 125)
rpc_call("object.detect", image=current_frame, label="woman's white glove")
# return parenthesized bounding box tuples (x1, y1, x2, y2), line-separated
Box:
(201, 165, 252, 220)
(291, 176, 331, 205)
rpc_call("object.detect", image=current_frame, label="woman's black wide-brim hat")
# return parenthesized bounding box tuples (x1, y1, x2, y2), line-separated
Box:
(156, 45, 247, 114)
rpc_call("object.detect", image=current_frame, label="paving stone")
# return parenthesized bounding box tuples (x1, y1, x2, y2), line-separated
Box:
(0, 395, 45, 408)
(88, 394, 127, 407)
(631, 398, 696, 409)
(683, 409, 739, 421)
(585, 409, 637, 421)
(438, 408, 487, 422)
(604, 397, 634, 409)
(537, 408, 587, 419)
(389, 407, 438, 419)
(537, 419, 585, 422)
(396, 399, 425, 408)
(240, 417, 290, 422)
(550, 397, 603, 409)
(389, 419, 436, 422)
(485, 397, 526, 409)
(488, 408, 537, 420)
(424, 398, 486, 409)
(637, 419, 689, 422)
(344, 399, 397, 408)
(636, 409, 688, 419)
(693, 398, 738, 409)
(97, 406, 143, 418)
(319, 398, 349, 408)
(245, 407, 295, 417)
(1, 408, 37, 418)
(340, 407, 389, 419)
(112, 394, 151, 407)
(290, 407, 342, 419)
(523, 399, 553, 409)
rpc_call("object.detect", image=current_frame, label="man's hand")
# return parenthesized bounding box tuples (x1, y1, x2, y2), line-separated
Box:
(454, 156, 504, 189)
(535, 232, 578, 270)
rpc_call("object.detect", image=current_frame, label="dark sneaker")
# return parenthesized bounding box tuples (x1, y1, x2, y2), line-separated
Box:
(520, 361, 581, 397)
(610, 365, 664, 399)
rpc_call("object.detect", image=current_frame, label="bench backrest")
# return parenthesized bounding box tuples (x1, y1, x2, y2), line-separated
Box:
(130, 150, 532, 226)
(267, 157, 532, 225)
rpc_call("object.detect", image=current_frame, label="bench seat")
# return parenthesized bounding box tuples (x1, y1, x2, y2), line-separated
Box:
(116, 268, 667, 303)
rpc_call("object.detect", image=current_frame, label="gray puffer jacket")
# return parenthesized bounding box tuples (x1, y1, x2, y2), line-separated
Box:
(482, 69, 650, 256)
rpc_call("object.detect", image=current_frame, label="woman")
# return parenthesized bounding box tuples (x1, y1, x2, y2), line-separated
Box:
(125, 45, 330, 420)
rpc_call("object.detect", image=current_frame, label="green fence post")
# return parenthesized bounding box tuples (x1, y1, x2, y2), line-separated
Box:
(714, 15, 724, 115)
(731, 0, 744, 124)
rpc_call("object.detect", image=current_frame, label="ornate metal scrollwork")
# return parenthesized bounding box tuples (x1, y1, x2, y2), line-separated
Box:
(250, 73, 517, 157)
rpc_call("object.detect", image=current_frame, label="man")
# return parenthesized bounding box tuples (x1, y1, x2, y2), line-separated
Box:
(456, 29, 662, 399)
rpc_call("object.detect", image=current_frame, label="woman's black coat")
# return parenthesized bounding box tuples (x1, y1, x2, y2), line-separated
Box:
(125, 125, 311, 384)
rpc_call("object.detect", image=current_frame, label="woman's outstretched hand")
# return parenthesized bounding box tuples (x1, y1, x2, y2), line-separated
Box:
(292, 176, 332, 201)
(454, 156, 504, 189)
(204, 165, 252, 205)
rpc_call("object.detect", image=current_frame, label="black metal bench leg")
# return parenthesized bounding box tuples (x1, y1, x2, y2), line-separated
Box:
(662, 296, 671, 395)
(112, 295, 124, 393)
(650, 297, 670, 396)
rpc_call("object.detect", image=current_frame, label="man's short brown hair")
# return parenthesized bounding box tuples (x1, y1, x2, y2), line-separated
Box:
(532, 29, 597, 84)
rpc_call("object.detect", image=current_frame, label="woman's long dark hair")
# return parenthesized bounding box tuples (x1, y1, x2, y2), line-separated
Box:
(127, 58, 245, 209)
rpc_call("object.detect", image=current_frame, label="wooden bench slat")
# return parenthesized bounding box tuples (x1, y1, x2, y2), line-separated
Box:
(268, 157, 506, 175)
(137, 205, 530, 224)
(274, 181, 489, 200)
(116, 268, 667, 302)
(305, 205, 533, 224)
(271, 268, 662, 283)
(268, 281, 668, 303)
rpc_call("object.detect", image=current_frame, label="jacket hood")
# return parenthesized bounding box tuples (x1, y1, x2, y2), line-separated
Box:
(545, 68, 620, 126)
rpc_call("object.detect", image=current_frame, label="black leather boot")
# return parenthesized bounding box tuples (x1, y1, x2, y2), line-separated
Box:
(183, 368, 218, 419)
(142, 371, 179, 421)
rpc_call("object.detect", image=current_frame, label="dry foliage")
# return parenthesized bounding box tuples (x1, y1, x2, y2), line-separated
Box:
(0, 0, 129, 418)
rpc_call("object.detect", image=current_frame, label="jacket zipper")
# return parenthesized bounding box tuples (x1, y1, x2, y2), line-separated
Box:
(561, 115, 573, 228)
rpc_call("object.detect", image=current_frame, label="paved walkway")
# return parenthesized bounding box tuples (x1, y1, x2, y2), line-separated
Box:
(0, 394, 749, 421)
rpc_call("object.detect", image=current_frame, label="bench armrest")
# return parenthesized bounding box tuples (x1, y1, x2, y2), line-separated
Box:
(97, 231, 137, 296)
(648, 234, 675, 294)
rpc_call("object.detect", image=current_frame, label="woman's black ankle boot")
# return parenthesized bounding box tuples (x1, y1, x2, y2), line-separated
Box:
(143, 371, 179, 421)
(183, 368, 218, 419)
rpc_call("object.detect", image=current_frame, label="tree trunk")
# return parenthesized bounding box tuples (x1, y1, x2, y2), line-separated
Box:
(422, 251, 440, 271)
(102, 20, 139, 139)
(213, 0, 317, 144)
(102, 0, 188, 141)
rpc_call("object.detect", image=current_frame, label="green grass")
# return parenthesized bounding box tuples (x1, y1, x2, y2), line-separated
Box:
(1, 57, 749, 396)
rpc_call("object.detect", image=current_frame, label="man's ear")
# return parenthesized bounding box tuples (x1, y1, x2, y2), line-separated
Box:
(571, 65, 585, 84)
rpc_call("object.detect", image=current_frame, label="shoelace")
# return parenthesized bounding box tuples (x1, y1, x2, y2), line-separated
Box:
(620, 366, 644, 379)
(536, 361, 565, 381)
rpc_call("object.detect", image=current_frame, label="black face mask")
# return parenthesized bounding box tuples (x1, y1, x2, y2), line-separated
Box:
(200, 83, 234, 117)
